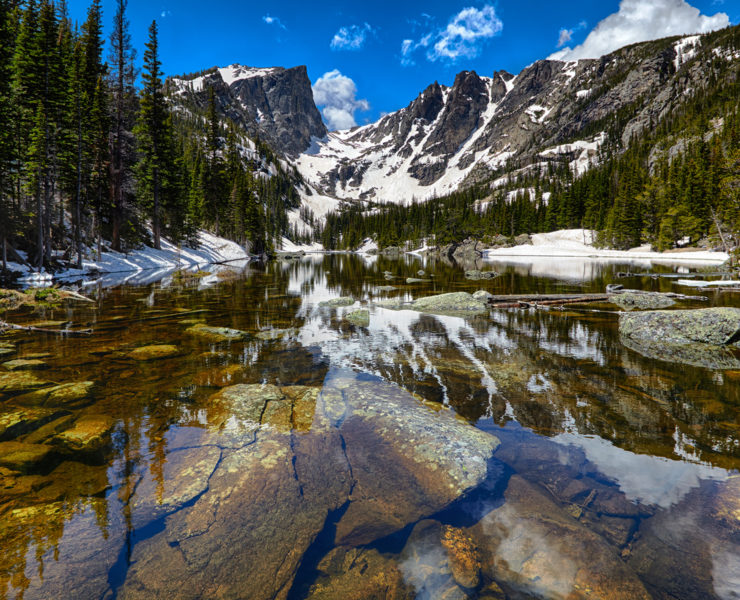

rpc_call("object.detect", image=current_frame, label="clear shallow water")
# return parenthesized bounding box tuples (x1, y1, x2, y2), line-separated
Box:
(0, 254, 739, 599)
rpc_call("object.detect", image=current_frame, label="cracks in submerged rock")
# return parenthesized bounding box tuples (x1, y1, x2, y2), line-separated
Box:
(104, 445, 225, 599)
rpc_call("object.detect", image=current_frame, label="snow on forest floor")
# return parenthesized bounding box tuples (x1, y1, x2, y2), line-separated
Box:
(484, 229, 729, 265)
(9, 231, 251, 288)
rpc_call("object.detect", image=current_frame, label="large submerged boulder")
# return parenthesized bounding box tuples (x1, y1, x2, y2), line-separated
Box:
(117, 373, 500, 599)
(619, 307, 740, 369)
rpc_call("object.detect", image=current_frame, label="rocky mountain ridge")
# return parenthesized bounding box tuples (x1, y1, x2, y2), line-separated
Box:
(168, 26, 740, 229)
(170, 64, 327, 156)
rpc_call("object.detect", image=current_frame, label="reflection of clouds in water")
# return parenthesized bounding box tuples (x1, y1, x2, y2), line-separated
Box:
(299, 306, 500, 409)
(479, 502, 578, 598)
(712, 547, 740, 600)
(398, 541, 454, 600)
(554, 433, 730, 508)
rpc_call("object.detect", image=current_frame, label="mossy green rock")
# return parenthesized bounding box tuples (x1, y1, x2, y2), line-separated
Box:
(406, 278, 431, 284)
(620, 307, 740, 346)
(610, 292, 676, 311)
(620, 307, 740, 369)
(410, 292, 489, 315)
(2, 359, 48, 371)
(14, 381, 95, 408)
(0, 441, 53, 473)
(319, 297, 355, 307)
(53, 415, 115, 453)
(185, 323, 249, 342)
(345, 310, 370, 327)
(128, 345, 182, 361)
(0, 371, 51, 394)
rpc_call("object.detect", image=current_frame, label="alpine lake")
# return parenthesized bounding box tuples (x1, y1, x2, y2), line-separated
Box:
(1, 253, 739, 600)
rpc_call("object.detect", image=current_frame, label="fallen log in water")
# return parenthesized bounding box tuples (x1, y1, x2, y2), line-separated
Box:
(488, 294, 610, 308)
(0, 320, 92, 336)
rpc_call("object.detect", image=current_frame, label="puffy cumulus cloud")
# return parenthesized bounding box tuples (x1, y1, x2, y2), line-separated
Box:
(401, 5, 503, 65)
(550, 0, 729, 61)
(430, 5, 503, 61)
(330, 23, 374, 51)
(262, 14, 286, 29)
(312, 70, 370, 131)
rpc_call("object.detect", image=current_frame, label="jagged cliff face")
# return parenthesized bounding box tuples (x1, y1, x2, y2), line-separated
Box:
(171, 64, 327, 156)
(295, 32, 732, 204)
(168, 29, 738, 215)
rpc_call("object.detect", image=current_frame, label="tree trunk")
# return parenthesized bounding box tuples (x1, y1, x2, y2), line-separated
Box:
(76, 112, 83, 270)
(153, 166, 161, 250)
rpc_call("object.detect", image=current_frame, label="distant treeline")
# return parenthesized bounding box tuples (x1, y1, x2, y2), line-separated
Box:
(319, 27, 740, 253)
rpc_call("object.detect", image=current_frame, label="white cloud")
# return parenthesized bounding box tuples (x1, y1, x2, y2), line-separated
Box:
(312, 70, 370, 131)
(330, 23, 374, 51)
(262, 14, 286, 30)
(401, 5, 503, 66)
(550, 0, 729, 61)
(557, 28, 573, 47)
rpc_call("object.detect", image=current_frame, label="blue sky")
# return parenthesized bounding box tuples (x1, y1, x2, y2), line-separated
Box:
(66, 0, 738, 130)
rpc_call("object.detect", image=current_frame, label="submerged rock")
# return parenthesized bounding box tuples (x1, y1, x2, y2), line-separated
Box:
(465, 270, 499, 281)
(117, 374, 498, 599)
(610, 291, 676, 311)
(325, 375, 500, 546)
(0, 347, 15, 358)
(128, 345, 182, 361)
(344, 310, 370, 327)
(53, 415, 115, 454)
(307, 547, 413, 599)
(255, 327, 298, 341)
(193, 364, 244, 388)
(185, 323, 249, 342)
(469, 475, 652, 599)
(0, 407, 69, 442)
(319, 297, 355, 307)
(0, 371, 51, 394)
(620, 307, 740, 369)
(2, 358, 48, 371)
(14, 381, 95, 408)
(0, 441, 53, 473)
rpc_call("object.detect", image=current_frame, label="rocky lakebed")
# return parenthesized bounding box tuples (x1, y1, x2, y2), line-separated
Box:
(0, 254, 739, 599)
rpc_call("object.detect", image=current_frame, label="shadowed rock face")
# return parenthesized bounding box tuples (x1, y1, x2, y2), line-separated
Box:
(172, 65, 327, 156)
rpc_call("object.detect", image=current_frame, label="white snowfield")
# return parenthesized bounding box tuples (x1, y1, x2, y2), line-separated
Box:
(484, 229, 729, 264)
(11, 231, 251, 287)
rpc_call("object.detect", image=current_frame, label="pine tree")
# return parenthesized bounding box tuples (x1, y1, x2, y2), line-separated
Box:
(0, 0, 15, 271)
(135, 20, 181, 248)
(108, 0, 137, 250)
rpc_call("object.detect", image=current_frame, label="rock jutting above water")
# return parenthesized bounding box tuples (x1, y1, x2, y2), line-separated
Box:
(319, 297, 356, 307)
(411, 292, 489, 315)
(610, 291, 676, 311)
(344, 310, 370, 327)
(0, 371, 51, 394)
(619, 307, 740, 369)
